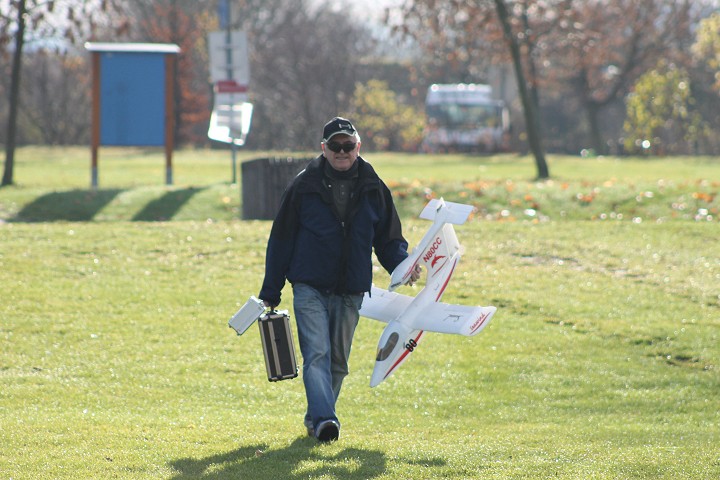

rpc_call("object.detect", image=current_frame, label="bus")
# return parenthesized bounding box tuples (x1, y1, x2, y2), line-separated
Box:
(422, 83, 510, 153)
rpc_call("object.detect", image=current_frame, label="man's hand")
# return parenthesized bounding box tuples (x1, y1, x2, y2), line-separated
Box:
(406, 264, 423, 286)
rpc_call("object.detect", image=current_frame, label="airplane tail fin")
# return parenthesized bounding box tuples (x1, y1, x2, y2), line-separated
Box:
(389, 198, 475, 292)
(419, 198, 476, 225)
(419, 223, 462, 279)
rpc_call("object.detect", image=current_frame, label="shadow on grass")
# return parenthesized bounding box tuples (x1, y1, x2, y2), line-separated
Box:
(11, 189, 123, 222)
(10, 187, 204, 222)
(168, 436, 390, 479)
(132, 187, 204, 221)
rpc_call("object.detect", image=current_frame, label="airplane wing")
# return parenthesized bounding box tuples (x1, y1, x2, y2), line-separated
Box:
(409, 302, 495, 336)
(360, 285, 414, 323)
(361, 286, 494, 336)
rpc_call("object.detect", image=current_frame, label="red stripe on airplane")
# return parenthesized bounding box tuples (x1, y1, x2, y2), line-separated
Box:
(435, 257, 458, 301)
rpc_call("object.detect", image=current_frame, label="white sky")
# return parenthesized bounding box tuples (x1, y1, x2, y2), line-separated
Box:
(313, 0, 403, 23)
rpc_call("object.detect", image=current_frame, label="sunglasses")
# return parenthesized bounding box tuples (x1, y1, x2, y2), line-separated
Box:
(326, 141, 357, 153)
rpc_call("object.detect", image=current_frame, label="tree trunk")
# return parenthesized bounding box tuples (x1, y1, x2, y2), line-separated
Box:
(2, 0, 27, 187)
(585, 100, 606, 155)
(493, 0, 549, 179)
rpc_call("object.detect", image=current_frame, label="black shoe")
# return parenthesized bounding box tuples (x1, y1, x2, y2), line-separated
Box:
(315, 420, 339, 443)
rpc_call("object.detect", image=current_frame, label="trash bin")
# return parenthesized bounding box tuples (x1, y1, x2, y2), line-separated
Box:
(241, 157, 313, 220)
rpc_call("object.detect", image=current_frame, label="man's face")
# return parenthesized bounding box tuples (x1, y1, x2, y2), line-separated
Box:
(323, 133, 360, 171)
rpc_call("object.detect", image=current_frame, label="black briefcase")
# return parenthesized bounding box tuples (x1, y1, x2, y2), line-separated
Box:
(258, 312, 299, 382)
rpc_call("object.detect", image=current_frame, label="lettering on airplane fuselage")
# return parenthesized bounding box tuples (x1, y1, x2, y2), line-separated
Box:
(404, 338, 418, 352)
(423, 237, 443, 264)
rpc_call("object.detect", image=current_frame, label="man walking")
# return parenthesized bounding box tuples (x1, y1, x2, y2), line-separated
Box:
(259, 117, 419, 442)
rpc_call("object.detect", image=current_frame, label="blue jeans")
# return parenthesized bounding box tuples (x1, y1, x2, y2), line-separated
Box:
(292, 283, 363, 432)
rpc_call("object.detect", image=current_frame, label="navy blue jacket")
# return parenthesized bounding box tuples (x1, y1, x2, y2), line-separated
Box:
(259, 155, 408, 306)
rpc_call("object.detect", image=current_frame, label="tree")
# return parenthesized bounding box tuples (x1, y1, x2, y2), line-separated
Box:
(492, 0, 550, 178)
(688, 11, 720, 153)
(20, 51, 92, 144)
(394, 0, 720, 158)
(618, 5, 720, 156)
(395, 0, 560, 179)
(556, 0, 695, 155)
(623, 61, 704, 155)
(0, 0, 125, 186)
(350, 79, 424, 151)
(1, 0, 27, 186)
(692, 12, 720, 94)
(231, 0, 376, 149)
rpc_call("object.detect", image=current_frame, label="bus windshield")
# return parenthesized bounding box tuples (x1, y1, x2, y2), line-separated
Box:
(426, 103, 501, 129)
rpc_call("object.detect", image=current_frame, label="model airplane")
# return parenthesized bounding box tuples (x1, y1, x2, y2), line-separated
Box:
(359, 198, 496, 387)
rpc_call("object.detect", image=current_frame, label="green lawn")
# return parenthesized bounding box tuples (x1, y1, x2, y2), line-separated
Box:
(0, 147, 718, 479)
(1, 147, 717, 223)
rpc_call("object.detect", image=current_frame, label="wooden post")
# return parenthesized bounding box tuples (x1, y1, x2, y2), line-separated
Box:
(91, 52, 101, 188)
(164, 53, 175, 186)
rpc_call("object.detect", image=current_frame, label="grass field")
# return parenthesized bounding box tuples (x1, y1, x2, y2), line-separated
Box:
(2, 147, 719, 224)
(1, 147, 719, 479)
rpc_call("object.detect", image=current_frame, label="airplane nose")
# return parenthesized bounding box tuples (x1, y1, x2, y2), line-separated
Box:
(370, 372, 383, 388)
(369, 321, 423, 387)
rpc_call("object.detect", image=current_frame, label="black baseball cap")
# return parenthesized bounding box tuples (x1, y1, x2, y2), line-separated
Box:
(322, 117, 357, 142)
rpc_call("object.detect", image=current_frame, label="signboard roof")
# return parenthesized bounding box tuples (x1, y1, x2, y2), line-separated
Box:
(85, 42, 180, 54)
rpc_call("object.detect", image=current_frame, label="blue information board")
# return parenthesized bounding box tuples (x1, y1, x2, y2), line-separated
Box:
(99, 51, 166, 146)
(86, 42, 180, 187)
